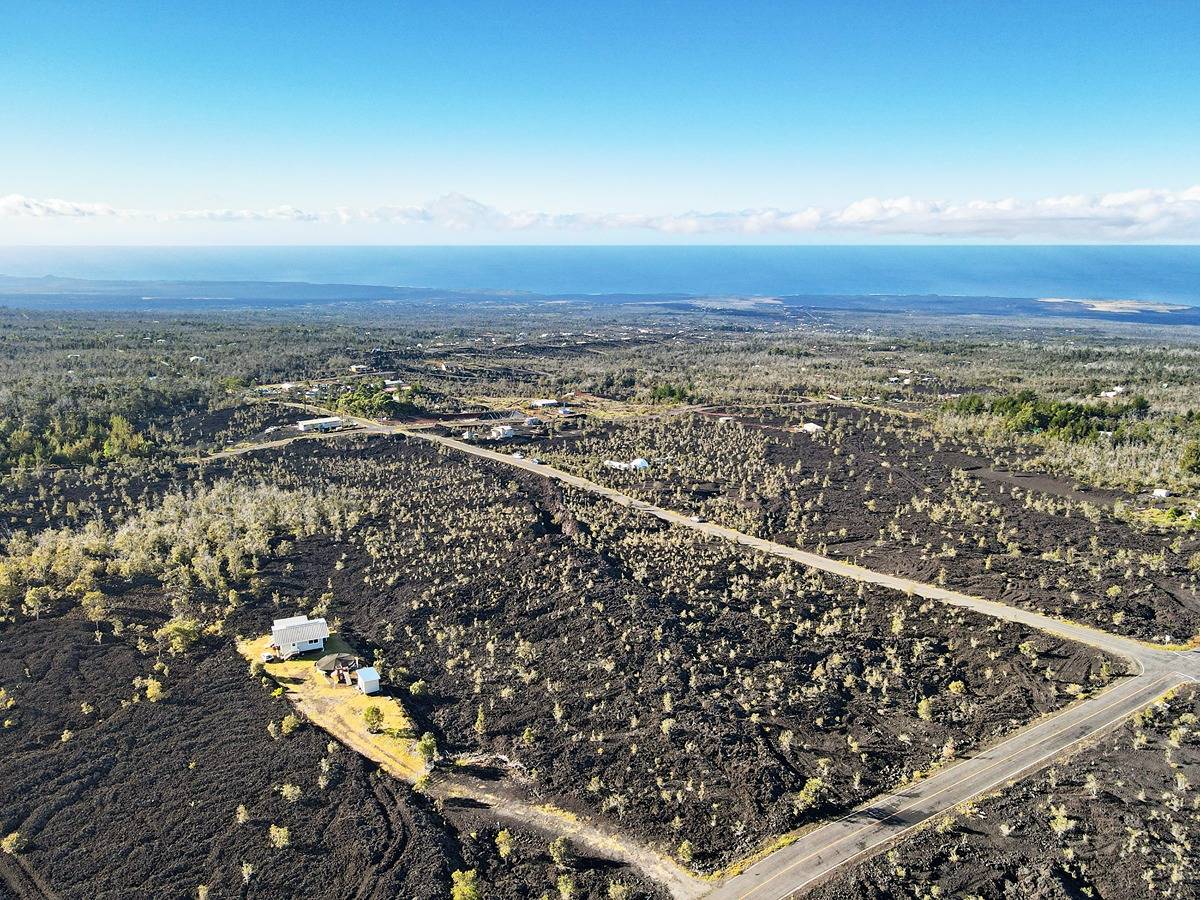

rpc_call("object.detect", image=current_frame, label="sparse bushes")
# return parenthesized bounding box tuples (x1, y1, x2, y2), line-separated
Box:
(144, 678, 167, 702)
(362, 706, 384, 734)
(450, 869, 481, 900)
(268, 824, 290, 849)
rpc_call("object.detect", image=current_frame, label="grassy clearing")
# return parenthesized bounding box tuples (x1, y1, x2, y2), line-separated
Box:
(236, 633, 426, 780)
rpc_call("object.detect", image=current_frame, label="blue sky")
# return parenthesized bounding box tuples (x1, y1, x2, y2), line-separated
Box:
(2, 0, 1198, 243)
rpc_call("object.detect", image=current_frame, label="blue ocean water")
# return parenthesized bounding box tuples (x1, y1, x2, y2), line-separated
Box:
(1, 245, 1198, 304)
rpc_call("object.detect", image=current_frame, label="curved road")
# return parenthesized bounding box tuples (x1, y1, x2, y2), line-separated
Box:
(264, 408, 1200, 899)
(396, 428, 1199, 899)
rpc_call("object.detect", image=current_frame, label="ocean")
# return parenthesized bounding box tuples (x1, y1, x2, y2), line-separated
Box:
(0, 245, 1198, 304)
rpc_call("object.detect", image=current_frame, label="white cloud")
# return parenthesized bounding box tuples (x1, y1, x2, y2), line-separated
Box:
(3, 186, 1200, 240)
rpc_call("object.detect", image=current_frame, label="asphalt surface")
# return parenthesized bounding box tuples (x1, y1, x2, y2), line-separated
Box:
(397, 429, 1200, 899)
(261, 409, 1200, 899)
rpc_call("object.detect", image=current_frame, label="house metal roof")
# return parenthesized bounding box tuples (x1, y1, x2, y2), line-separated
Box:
(271, 616, 329, 646)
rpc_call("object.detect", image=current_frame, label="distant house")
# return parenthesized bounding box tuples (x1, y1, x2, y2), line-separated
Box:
(270, 615, 329, 659)
(297, 416, 343, 433)
(356, 666, 381, 695)
(349, 364, 370, 373)
(557, 406, 576, 417)
(490, 424, 515, 440)
(604, 457, 650, 472)
(529, 399, 558, 408)
(799, 422, 824, 434)
(1153, 488, 1171, 499)
(717, 416, 734, 424)
(524, 416, 544, 427)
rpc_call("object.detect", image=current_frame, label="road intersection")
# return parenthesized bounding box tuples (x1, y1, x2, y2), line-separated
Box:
(260, 408, 1200, 899)
(397, 427, 1200, 900)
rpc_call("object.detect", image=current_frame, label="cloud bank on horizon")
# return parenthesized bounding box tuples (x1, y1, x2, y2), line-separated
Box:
(4, 186, 1200, 241)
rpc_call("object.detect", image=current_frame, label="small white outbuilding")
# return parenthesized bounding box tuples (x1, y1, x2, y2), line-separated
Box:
(297, 416, 343, 433)
(1153, 488, 1171, 499)
(356, 666, 381, 695)
(270, 615, 330, 659)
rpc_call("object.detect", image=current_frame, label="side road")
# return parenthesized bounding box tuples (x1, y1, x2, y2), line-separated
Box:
(705, 671, 1186, 900)
(244, 408, 1199, 898)
(395, 428, 1200, 899)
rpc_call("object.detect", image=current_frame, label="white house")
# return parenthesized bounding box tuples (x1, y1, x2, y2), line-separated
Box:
(297, 416, 343, 433)
(1153, 488, 1171, 499)
(604, 457, 650, 472)
(356, 666, 381, 695)
(800, 422, 825, 434)
(490, 424, 515, 440)
(270, 615, 330, 659)
(529, 399, 558, 408)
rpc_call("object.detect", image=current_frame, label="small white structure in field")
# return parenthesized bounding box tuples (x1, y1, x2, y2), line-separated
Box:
(1153, 488, 1171, 499)
(270, 615, 329, 659)
(530, 399, 558, 408)
(557, 406, 576, 417)
(604, 457, 650, 472)
(524, 416, 544, 427)
(356, 666, 381, 695)
(349, 364, 370, 373)
(297, 416, 343, 433)
(799, 422, 824, 434)
(717, 416, 734, 424)
(490, 424, 515, 440)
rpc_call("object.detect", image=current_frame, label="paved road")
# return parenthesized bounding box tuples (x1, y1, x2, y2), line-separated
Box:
(706, 670, 1188, 900)
(254, 409, 1200, 899)
(395, 429, 1200, 899)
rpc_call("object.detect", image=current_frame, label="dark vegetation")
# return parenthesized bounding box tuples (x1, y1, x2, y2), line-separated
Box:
(948, 389, 1150, 442)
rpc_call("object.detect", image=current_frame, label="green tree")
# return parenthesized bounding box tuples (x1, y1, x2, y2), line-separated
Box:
(495, 828, 513, 859)
(362, 705, 384, 734)
(1181, 440, 1200, 476)
(451, 869, 481, 900)
(155, 616, 200, 654)
(102, 414, 148, 459)
(549, 835, 574, 869)
(416, 731, 438, 763)
(21, 586, 52, 620)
